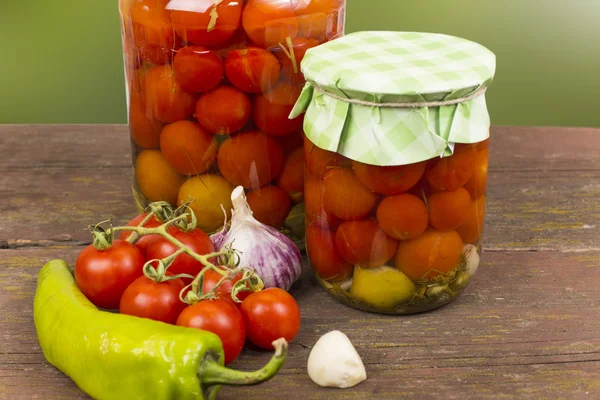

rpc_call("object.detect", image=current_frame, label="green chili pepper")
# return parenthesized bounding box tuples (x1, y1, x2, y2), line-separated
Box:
(34, 259, 287, 400)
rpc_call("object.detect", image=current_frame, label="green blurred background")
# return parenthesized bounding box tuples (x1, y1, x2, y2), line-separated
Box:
(1, 0, 598, 126)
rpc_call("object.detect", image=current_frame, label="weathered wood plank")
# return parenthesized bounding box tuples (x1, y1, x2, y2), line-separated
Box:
(1, 249, 599, 399)
(0, 168, 137, 245)
(0, 125, 131, 169)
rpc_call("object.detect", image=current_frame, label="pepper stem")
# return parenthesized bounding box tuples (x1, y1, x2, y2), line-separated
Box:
(199, 338, 288, 392)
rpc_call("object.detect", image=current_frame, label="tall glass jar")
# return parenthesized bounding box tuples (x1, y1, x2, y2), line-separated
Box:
(291, 31, 496, 314)
(118, 0, 345, 237)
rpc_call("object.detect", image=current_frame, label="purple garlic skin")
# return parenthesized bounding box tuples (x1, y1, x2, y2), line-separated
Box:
(210, 186, 303, 291)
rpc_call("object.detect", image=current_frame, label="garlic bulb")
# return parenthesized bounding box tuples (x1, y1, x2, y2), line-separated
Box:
(210, 186, 302, 291)
(307, 330, 367, 388)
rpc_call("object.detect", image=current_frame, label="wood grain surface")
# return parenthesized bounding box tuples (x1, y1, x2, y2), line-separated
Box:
(1, 125, 600, 399)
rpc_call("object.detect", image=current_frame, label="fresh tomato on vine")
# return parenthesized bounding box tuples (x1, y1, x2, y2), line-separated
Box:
(176, 299, 246, 364)
(201, 268, 251, 304)
(146, 227, 215, 279)
(240, 288, 301, 350)
(119, 273, 188, 324)
(75, 240, 145, 310)
(119, 213, 162, 256)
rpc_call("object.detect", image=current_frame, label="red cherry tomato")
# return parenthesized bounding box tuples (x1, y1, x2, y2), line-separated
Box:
(201, 268, 250, 304)
(252, 82, 303, 136)
(119, 213, 162, 256)
(304, 136, 351, 179)
(195, 86, 251, 135)
(217, 131, 285, 189)
(224, 47, 281, 93)
(295, 0, 344, 41)
(160, 120, 218, 175)
(75, 240, 145, 310)
(119, 274, 187, 324)
(305, 223, 351, 281)
(240, 288, 301, 350)
(146, 228, 215, 279)
(242, 0, 298, 49)
(335, 219, 398, 268)
(177, 299, 245, 364)
(276, 147, 305, 203)
(173, 46, 224, 93)
(274, 37, 319, 83)
(246, 185, 292, 229)
(143, 65, 196, 123)
(129, 92, 163, 149)
(352, 161, 426, 196)
(305, 176, 342, 231)
(130, 0, 174, 65)
(170, 0, 243, 47)
(426, 144, 477, 191)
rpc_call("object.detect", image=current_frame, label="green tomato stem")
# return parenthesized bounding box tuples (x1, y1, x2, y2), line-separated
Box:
(111, 223, 227, 270)
(124, 212, 157, 245)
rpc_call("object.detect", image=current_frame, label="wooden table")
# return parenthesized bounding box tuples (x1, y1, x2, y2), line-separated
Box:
(1, 125, 600, 399)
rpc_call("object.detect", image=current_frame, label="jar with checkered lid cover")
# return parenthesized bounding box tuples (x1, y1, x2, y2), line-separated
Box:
(293, 31, 496, 314)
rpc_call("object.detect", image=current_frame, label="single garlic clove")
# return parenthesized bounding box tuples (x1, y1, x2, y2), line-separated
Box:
(339, 278, 353, 292)
(307, 330, 367, 388)
(462, 244, 480, 277)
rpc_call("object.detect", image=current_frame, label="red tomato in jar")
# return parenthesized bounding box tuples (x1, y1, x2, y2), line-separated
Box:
(119, 213, 162, 256)
(456, 196, 487, 244)
(394, 229, 463, 281)
(322, 168, 377, 221)
(295, 0, 344, 41)
(242, 0, 299, 49)
(304, 136, 351, 179)
(217, 131, 285, 189)
(252, 82, 304, 136)
(130, 0, 174, 65)
(426, 144, 477, 191)
(119, 274, 187, 324)
(159, 120, 218, 175)
(170, 0, 243, 47)
(304, 176, 342, 231)
(75, 240, 145, 310)
(143, 65, 196, 123)
(305, 223, 352, 281)
(201, 268, 251, 304)
(464, 145, 489, 200)
(246, 185, 292, 229)
(376, 194, 428, 240)
(224, 47, 281, 93)
(177, 299, 245, 364)
(274, 37, 319, 83)
(195, 86, 252, 135)
(173, 46, 224, 93)
(427, 188, 472, 231)
(146, 228, 215, 279)
(128, 92, 163, 150)
(241, 288, 301, 350)
(335, 219, 398, 268)
(276, 147, 305, 203)
(352, 161, 426, 196)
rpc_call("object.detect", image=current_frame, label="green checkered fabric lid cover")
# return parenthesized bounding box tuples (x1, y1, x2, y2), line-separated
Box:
(290, 31, 496, 166)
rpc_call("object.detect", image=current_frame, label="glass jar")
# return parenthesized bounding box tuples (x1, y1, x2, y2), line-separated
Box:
(291, 31, 496, 314)
(118, 0, 346, 237)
